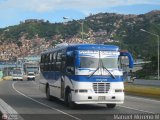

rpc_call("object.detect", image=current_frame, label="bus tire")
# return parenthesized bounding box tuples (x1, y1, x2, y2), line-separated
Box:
(106, 104, 116, 108)
(67, 92, 76, 109)
(46, 85, 51, 100)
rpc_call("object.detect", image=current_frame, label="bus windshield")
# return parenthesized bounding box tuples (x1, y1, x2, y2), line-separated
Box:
(102, 58, 118, 69)
(80, 57, 118, 69)
(80, 57, 99, 68)
(13, 70, 22, 75)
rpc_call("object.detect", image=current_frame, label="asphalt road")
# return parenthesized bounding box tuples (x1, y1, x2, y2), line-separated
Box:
(0, 78, 160, 120)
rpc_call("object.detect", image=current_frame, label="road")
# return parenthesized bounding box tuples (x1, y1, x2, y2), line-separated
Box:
(0, 78, 160, 120)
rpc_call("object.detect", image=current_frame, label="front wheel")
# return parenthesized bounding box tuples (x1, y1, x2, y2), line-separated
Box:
(67, 92, 76, 109)
(106, 104, 116, 108)
(46, 86, 51, 100)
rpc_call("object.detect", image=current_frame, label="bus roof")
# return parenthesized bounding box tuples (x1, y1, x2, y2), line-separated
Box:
(42, 44, 119, 54)
(67, 44, 119, 51)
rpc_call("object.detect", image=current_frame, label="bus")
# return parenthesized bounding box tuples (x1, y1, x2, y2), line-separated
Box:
(39, 44, 134, 108)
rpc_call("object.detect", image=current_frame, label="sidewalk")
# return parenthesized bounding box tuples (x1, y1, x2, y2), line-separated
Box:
(0, 78, 3, 82)
(125, 82, 160, 100)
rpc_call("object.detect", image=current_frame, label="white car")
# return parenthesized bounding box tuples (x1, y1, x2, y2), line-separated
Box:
(27, 72, 35, 81)
(12, 70, 23, 81)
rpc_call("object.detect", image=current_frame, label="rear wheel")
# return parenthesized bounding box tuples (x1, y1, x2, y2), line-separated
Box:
(106, 104, 116, 108)
(46, 85, 51, 100)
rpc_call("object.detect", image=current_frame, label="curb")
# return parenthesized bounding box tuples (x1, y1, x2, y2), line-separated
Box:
(124, 84, 160, 100)
(2, 76, 12, 81)
(0, 78, 3, 82)
(0, 98, 23, 120)
(0, 98, 17, 120)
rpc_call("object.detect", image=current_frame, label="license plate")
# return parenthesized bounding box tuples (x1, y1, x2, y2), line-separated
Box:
(98, 96, 105, 101)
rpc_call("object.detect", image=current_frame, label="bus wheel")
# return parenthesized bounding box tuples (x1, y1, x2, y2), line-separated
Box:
(46, 86, 51, 100)
(67, 92, 76, 109)
(106, 104, 116, 108)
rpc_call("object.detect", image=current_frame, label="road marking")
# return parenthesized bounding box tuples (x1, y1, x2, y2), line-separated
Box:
(126, 95, 160, 103)
(0, 98, 24, 120)
(118, 105, 155, 114)
(12, 81, 81, 120)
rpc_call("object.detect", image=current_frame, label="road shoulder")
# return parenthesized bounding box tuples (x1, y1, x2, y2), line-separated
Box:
(125, 83, 160, 100)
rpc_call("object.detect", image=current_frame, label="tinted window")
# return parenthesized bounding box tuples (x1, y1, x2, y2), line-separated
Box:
(55, 51, 62, 71)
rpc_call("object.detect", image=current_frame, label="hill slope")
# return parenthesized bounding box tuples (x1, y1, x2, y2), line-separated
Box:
(0, 10, 160, 60)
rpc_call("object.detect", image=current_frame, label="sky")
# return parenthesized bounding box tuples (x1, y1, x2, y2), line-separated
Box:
(0, 0, 160, 28)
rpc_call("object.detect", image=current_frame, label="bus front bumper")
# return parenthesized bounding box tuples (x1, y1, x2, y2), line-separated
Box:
(72, 92, 124, 104)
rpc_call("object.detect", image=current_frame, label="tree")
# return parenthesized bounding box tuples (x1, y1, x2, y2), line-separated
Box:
(16, 41, 22, 48)
(136, 56, 159, 79)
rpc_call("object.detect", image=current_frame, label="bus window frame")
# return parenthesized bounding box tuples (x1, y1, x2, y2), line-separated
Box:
(66, 51, 75, 75)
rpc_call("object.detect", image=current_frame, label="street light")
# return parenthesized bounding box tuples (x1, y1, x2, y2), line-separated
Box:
(63, 17, 84, 43)
(140, 29, 159, 80)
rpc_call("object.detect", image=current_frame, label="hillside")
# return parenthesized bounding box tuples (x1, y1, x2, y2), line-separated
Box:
(0, 10, 160, 61)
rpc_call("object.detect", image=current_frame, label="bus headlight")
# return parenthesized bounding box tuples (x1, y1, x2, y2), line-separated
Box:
(74, 89, 88, 93)
(115, 89, 123, 92)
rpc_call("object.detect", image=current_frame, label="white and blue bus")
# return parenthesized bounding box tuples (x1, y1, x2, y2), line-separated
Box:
(39, 44, 134, 108)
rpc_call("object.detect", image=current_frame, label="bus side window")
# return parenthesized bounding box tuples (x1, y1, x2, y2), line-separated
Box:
(46, 54, 50, 71)
(51, 52, 56, 71)
(40, 55, 44, 71)
(61, 50, 66, 73)
(49, 53, 52, 71)
(44, 54, 47, 71)
(55, 51, 62, 71)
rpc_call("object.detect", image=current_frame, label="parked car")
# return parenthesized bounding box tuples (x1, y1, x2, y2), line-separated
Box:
(27, 72, 35, 81)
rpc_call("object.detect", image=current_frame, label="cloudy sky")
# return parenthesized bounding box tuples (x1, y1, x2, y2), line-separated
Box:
(0, 0, 160, 28)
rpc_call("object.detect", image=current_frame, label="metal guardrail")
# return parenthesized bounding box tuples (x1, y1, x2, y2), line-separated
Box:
(133, 79, 160, 86)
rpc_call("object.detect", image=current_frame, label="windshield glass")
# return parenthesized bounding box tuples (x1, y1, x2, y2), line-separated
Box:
(102, 58, 118, 69)
(13, 70, 22, 75)
(80, 57, 99, 68)
(80, 57, 118, 69)
(28, 73, 34, 75)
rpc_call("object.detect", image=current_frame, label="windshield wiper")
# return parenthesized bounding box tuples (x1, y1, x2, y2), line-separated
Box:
(88, 51, 116, 79)
(101, 59, 116, 79)
(89, 53, 101, 78)
(88, 58, 101, 78)
(88, 66, 100, 78)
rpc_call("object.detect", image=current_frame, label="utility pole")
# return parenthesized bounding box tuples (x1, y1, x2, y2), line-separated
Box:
(63, 17, 84, 43)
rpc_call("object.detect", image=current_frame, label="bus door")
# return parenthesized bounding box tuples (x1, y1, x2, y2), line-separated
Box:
(55, 50, 66, 99)
(54, 51, 62, 98)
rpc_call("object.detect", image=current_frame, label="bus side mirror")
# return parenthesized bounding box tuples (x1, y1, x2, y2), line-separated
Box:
(120, 51, 134, 68)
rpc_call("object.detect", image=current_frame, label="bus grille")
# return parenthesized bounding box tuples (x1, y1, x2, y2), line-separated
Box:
(93, 83, 110, 93)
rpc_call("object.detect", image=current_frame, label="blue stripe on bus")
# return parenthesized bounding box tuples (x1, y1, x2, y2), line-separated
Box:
(68, 75, 123, 82)
(41, 71, 123, 82)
